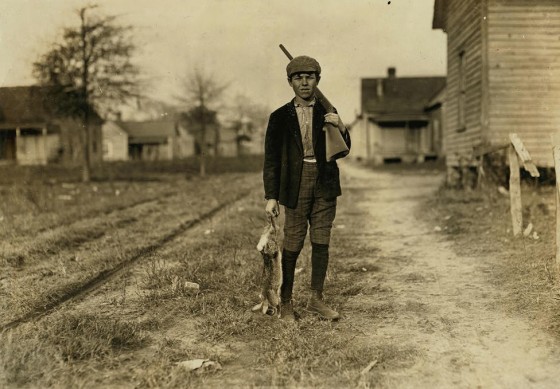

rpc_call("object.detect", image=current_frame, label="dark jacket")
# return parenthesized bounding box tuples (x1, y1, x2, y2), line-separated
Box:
(263, 99, 351, 209)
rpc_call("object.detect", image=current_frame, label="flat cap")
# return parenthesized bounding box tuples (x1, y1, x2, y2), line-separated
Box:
(286, 55, 321, 77)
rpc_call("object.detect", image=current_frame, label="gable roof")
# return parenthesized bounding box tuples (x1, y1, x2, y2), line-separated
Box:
(0, 86, 52, 127)
(361, 75, 446, 122)
(117, 120, 177, 144)
(0, 85, 102, 129)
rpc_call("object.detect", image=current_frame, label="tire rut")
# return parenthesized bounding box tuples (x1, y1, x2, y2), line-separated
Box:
(0, 189, 253, 332)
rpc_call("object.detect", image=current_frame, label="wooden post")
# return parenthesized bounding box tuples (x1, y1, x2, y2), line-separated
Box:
(508, 144, 522, 237)
(552, 133, 560, 273)
(509, 133, 540, 178)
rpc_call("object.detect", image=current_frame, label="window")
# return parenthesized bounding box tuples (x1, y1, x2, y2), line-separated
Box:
(458, 50, 466, 131)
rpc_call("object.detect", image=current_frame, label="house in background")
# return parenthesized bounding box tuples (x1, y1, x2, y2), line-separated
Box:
(351, 68, 446, 164)
(217, 125, 239, 157)
(433, 0, 560, 183)
(102, 121, 128, 161)
(425, 86, 446, 159)
(107, 120, 194, 161)
(0, 86, 103, 165)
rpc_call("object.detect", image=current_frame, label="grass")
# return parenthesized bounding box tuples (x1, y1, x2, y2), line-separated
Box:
(0, 155, 264, 185)
(127, 194, 409, 387)
(0, 313, 147, 387)
(1, 158, 420, 387)
(0, 170, 260, 325)
(422, 177, 560, 337)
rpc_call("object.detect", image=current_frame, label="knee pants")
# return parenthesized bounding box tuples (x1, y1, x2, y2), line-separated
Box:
(283, 161, 337, 252)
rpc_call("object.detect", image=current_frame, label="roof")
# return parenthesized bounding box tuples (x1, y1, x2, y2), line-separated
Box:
(117, 120, 177, 144)
(361, 76, 446, 121)
(0, 85, 102, 129)
(0, 86, 52, 126)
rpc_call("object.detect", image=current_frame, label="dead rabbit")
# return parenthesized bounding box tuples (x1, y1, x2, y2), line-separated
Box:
(252, 216, 282, 316)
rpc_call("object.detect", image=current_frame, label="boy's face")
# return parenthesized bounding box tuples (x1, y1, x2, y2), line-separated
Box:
(289, 72, 319, 101)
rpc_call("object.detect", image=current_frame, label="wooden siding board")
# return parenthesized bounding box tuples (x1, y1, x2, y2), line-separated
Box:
(444, 0, 484, 166)
(483, 0, 560, 167)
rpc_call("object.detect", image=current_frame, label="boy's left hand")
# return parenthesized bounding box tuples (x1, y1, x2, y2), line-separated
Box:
(324, 113, 341, 126)
(324, 113, 347, 133)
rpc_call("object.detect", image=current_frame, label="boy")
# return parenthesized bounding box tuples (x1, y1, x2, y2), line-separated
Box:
(263, 55, 351, 321)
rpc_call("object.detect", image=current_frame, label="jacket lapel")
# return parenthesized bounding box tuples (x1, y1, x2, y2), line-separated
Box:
(312, 101, 325, 151)
(286, 101, 303, 154)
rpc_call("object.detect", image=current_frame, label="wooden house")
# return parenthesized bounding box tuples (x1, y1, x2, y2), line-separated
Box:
(433, 0, 560, 180)
(351, 68, 446, 164)
(0, 86, 103, 165)
(115, 120, 194, 161)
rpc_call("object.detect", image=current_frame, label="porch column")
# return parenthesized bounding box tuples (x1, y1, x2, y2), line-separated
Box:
(15, 127, 20, 162)
(365, 114, 371, 160)
(42, 127, 48, 165)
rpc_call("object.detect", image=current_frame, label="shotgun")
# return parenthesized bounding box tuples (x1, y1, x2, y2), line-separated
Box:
(279, 44, 350, 161)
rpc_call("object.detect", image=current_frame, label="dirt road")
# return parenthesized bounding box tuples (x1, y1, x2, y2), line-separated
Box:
(336, 161, 560, 388)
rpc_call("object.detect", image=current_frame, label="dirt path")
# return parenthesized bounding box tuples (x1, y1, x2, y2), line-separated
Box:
(338, 161, 560, 388)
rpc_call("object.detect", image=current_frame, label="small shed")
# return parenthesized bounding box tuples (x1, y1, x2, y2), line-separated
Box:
(0, 86, 103, 165)
(352, 68, 446, 164)
(433, 0, 560, 179)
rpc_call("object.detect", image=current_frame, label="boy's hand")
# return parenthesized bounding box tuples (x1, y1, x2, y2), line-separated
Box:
(265, 199, 279, 218)
(324, 113, 347, 133)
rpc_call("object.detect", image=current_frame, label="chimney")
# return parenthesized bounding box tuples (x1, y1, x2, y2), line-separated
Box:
(388, 67, 396, 79)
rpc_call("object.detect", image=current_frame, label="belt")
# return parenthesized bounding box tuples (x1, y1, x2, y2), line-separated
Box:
(303, 158, 317, 163)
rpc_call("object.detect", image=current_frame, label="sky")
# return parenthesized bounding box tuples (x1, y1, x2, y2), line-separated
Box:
(0, 0, 447, 122)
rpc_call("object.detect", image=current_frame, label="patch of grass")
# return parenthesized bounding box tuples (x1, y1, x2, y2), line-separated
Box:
(0, 313, 147, 387)
(44, 313, 148, 361)
(423, 181, 559, 337)
(0, 155, 264, 186)
(356, 301, 396, 318)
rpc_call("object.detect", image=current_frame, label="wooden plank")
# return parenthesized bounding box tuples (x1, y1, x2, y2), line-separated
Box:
(509, 133, 540, 177)
(508, 144, 523, 237)
(553, 144, 560, 273)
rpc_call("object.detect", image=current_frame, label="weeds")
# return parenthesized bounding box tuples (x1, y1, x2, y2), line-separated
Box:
(423, 180, 559, 338)
(0, 313, 147, 387)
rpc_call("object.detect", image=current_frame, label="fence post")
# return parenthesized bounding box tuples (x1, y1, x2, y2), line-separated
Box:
(507, 133, 540, 237)
(508, 144, 522, 236)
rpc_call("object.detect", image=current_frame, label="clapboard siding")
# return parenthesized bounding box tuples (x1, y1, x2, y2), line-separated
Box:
(443, 0, 484, 166)
(487, 0, 560, 167)
(437, 0, 560, 168)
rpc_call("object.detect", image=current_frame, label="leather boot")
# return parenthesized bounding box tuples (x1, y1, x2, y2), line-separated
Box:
(306, 290, 340, 320)
(280, 300, 296, 322)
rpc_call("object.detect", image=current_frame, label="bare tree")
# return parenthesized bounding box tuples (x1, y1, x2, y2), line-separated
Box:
(33, 5, 140, 182)
(177, 67, 228, 177)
